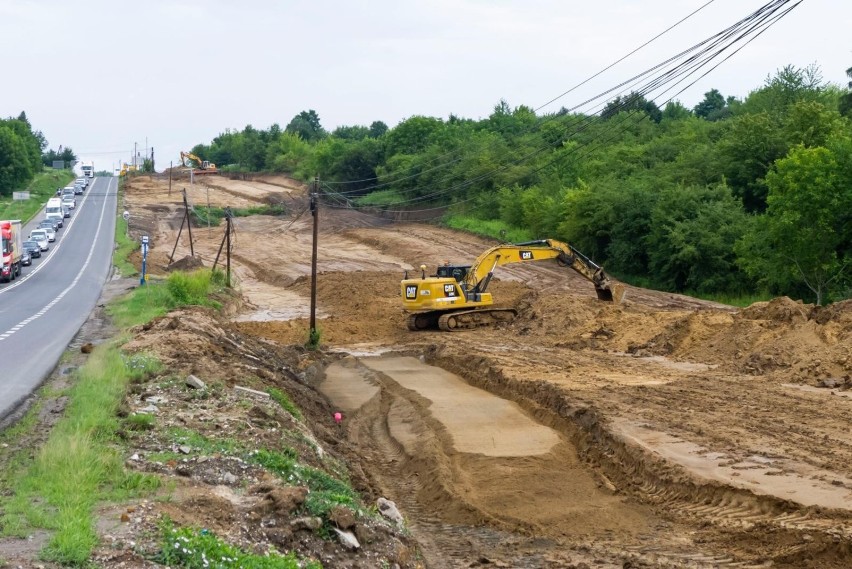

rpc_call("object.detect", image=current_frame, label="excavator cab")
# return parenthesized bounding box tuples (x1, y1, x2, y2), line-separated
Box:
(435, 265, 470, 283)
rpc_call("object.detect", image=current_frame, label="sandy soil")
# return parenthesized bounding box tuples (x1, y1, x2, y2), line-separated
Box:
(121, 174, 852, 568)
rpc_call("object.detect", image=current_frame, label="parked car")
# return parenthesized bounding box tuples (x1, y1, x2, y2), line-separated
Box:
(20, 250, 31, 267)
(61, 196, 76, 210)
(22, 240, 41, 258)
(29, 230, 49, 251)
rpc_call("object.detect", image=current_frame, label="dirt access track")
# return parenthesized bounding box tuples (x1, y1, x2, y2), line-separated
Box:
(125, 173, 852, 568)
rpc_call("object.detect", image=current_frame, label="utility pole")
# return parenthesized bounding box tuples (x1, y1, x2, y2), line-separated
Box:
(309, 176, 319, 337)
(226, 215, 231, 288)
(168, 161, 172, 195)
(151, 146, 154, 172)
(133, 142, 137, 168)
(183, 188, 195, 257)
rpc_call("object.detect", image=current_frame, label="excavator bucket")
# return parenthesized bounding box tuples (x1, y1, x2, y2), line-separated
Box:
(596, 283, 625, 304)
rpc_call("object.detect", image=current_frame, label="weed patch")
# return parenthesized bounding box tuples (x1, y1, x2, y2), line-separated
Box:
(267, 387, 302, 420)
(156, 520, 320, 569)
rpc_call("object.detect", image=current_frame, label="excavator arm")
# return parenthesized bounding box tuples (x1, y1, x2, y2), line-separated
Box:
(462, 239, 620, 301)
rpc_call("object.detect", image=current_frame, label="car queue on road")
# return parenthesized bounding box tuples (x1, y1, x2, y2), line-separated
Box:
(1, 175, 90, 282)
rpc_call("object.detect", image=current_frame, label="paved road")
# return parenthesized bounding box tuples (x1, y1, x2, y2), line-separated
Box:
(0, 176, 118, 421)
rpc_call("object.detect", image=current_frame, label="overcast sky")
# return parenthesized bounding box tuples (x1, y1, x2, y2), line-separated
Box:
(1, 0, 849, 174)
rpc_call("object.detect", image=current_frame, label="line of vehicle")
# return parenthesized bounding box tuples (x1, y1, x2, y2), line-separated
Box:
(0, 178, 115, 342)
(0, 178, 104, 294)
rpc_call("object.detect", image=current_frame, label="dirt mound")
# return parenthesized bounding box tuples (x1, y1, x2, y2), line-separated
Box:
(168, 255, 205, 272)
(812, 299, 852, 325)
(740, 296, 812, 323)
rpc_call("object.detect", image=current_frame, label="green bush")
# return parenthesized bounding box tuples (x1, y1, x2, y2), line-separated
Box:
(166, 270, 214, 305)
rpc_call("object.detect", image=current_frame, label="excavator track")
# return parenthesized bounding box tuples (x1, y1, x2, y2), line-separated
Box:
(407, 312, 441, 331)
(438, 308, 517, 331)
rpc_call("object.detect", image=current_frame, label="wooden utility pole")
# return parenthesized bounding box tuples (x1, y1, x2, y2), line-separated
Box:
(225, 215, 231, 288)
(309, 176, 319, 336)
(183, 188, 195, 257)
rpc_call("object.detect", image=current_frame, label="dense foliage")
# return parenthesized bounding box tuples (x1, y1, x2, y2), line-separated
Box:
(190, 64, 852, 304)
(0, 111, 75, 195)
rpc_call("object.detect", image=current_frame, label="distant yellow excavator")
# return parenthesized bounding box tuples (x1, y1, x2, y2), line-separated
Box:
(180, 151, 218, 174)
(401, 239, 624, 331)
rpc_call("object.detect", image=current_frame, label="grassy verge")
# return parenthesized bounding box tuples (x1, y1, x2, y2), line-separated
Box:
(0, 346, 161, 564)
(190, 204, 286, 227)
(0, 169, 75, 222)
(113, 177, 138, 277)
(442, 214, 534, 243)
(107, 269, 226, 328)
(0, 269, 225, 564)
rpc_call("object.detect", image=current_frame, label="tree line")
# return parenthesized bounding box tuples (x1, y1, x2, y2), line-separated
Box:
(189, 64, 852, 304)
(0, 111, 77, 195)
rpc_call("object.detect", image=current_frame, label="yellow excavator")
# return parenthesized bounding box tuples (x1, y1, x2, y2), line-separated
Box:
(401, 239, 624, 331)
(180, 151, 218, 174)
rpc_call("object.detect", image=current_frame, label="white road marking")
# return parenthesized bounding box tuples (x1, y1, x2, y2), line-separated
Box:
(0, 178, 115, 341)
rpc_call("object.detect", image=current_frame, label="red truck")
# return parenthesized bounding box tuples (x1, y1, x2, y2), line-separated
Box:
(1, 220, 23, 282)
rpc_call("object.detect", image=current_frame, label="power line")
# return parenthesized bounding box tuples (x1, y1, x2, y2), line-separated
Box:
(323, 0, 798, 203)
(318, 0, 802, 219)
(321, 0, 718, 190)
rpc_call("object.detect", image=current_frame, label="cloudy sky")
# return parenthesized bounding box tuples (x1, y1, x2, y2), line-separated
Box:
(1, 0, 849, 174)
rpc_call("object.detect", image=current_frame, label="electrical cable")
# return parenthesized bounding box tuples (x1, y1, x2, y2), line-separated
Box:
(318, 0, 802, 219)
(322, 0, 795, 200)
(321, 0, 719, 189)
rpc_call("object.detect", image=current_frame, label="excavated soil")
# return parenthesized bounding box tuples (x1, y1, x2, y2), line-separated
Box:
(120, 174, 852, 568)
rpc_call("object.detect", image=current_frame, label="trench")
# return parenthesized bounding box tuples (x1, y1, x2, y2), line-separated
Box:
(319, 355, 816, 568)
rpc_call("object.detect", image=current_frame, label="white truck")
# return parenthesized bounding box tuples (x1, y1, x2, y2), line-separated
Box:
(45, 197, 64, 225)
(80, 160, 94, 178)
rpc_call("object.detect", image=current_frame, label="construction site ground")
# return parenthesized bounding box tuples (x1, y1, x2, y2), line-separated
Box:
(106, 173, 852, 568)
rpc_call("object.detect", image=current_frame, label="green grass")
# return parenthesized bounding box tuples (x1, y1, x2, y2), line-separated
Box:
(442, 214, 534, 243)
(190, 204, 286, 227)
(267, 387, 302, 420)
(306, 326, 322, 350)
(157, 520, 321, 568)
(159, 427, 359, 524)
(106, 269, 225, 328)
(0, 169, 75, 222)
(113, 177, 138, 277)
(125, 413, 156, 431)
(0, 345, 161, 564)
(106, 281, 175, 327)
(353, 189, 406, 207)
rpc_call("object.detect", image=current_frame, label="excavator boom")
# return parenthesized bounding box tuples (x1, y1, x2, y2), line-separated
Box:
(401, 239, 623, 331)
